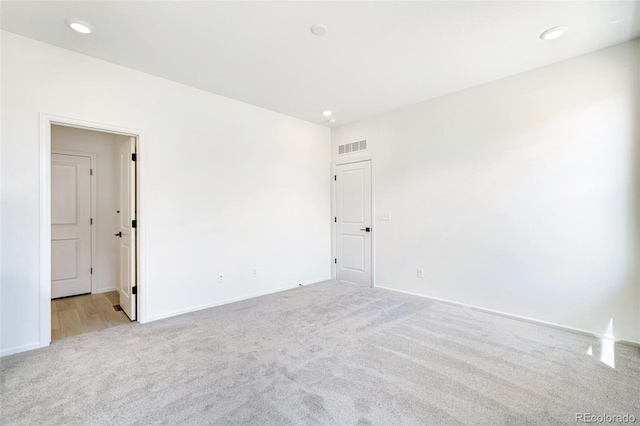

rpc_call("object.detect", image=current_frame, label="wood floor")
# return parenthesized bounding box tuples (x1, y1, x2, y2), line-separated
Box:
(51, 291, 131, 341)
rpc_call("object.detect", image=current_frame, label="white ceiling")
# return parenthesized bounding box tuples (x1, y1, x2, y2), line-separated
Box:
(2, 1, 639, 126)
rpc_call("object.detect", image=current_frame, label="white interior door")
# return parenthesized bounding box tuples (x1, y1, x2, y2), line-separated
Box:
(51, 154, 92, 298)
(336, 161, 372, 286)
(117, 137, 136, 320)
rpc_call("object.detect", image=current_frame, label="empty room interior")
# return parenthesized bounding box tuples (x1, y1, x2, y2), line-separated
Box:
(1, 1, 639, 424)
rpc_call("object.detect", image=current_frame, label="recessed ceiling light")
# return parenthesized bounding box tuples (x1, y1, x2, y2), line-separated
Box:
(328, 118, 336, 125)
(310, 24, 328, 37)
(322, 110, 332, 117)
(67, 19, 93, 34)
(539, 26, 567, 41)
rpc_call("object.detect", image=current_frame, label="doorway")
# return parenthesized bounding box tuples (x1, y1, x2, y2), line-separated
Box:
(42, 117, 142, 344)
(335, 160, 373, 286)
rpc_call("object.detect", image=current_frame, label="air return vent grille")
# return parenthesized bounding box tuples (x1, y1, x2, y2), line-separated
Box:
(338, 140, 367, 155)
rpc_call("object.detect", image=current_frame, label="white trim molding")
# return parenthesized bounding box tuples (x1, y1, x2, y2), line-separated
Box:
(375, 285, 640, 348)
(147, 278, 332, 322)
(39, 114, 148, 352)
(0, 342, 42, 358)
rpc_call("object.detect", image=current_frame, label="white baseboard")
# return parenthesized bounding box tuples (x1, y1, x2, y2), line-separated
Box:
(1, 342, 41, 357)
(375, 285, 640, 348)
(92, 287, 117, 294)
(3, 279, 333, 357)
(147, 278, 332, 323)
(299, 277, 333, 286)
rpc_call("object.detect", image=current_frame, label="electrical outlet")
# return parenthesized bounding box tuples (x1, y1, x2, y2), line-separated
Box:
(417, 268, 425, 279)
(217, 273, 223, 283)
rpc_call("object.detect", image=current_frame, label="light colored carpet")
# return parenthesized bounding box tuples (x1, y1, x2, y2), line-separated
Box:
(1, 280, 639, 425)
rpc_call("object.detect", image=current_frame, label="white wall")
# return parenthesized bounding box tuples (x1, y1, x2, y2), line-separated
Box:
(51, 125, 119, 294)
(0, 32, 331, 355)
(332, 40, 640, 343)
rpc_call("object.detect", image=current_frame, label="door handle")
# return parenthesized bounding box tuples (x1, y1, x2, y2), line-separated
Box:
(114, 232, 122, 237)
(360, 227, 371, 232)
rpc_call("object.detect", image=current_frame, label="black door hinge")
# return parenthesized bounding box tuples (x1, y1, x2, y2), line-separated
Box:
(132, 219, 137, 228)
(90, 218, 93, 225)
(91, 268, 93, 274)
(334, 217, 337, 223)
(132, 153, 137, 161)
(132, 286, 137, 295)
(334, 258, 337, 264)
(90, 169, 93, 176)
(334, 175, 337, 181)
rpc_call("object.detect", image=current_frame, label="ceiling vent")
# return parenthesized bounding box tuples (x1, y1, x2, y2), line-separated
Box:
(338, 140, 367, 155)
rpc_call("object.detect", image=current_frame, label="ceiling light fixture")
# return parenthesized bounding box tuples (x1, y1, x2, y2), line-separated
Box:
(67, 19, 93, 34)
(310, 24, 328, 37)
(322, 110, 332, 117)
(328, 118, 336, 125)
(539, 26, 567, 41)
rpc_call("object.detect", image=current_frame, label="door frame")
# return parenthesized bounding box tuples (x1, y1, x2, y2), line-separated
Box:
(51, 150, 98, 295)
(332, 159, 376, 288)
(39, 113, 147, 348)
